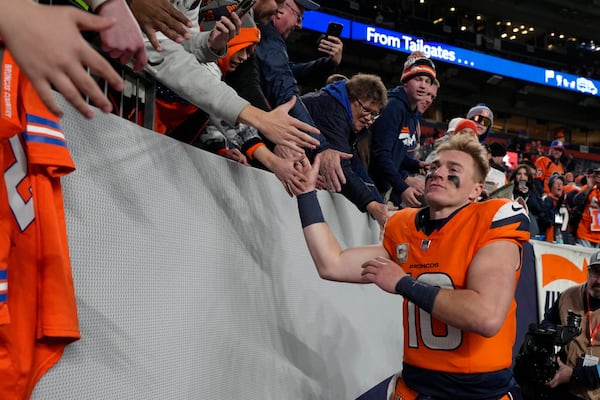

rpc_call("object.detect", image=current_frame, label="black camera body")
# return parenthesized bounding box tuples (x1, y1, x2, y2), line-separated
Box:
(514, 310, 582, 399)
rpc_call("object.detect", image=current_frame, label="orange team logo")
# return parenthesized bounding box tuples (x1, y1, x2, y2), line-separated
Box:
(539, 253, 588, 317)
(541, 253, 588, 287)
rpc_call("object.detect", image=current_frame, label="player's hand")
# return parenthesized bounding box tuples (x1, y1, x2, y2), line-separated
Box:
(290, 154, 321, 196)
(361, 256, 406, 292)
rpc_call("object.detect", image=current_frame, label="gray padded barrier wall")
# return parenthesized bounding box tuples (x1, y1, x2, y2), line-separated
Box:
(31, 98, 404, 400)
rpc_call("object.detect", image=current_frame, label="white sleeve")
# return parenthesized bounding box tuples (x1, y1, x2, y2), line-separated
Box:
(84, 0, 111, 11)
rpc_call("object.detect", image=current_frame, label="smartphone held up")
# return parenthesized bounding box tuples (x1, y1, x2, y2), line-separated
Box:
(317, 21, 343, 46)
(235, 0, 255, 18)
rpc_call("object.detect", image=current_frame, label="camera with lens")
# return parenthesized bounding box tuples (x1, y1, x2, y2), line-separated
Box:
(514, 310, 582, 399)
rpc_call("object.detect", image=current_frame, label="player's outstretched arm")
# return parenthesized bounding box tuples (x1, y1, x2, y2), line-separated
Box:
(0, 0, 123, 118)
(292, 155, 389, 283)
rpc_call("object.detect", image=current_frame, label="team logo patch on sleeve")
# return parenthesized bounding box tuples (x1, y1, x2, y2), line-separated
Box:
(396, 243, 408, 263)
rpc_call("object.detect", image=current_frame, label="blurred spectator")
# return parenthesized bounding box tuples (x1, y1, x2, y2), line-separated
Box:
(417, 79, 439, 117)
(539, 174, 573, 244)
(224, 0, 286, 113)
(466, 103, 494, 143)
(414, 79, 439, 160)
(0, 0, 143, 119)
(581, 168, 595, 188)
(574, 173, 586, 188)
(302, 73, 395, 228)
(483, 142, 507, 194)
(510, 164, 542, 236)
(563, 172, 580, 194)
(325, 73, 349, 85)
(524, 140, 544, 164)
(489, 142, 507, 172)
(454, 118, 479, 140)
(255, 0, 320, 125)
(572, 167, 600, 248)
(535, 140, 566, 194)
(424, 118, 476, 163)
(445, 117, 463, 135)
(142, 0, 319, 153)
(368, 51, 434, 208)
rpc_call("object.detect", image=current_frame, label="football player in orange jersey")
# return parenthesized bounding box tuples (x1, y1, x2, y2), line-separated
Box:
(292, 134, 530, 399)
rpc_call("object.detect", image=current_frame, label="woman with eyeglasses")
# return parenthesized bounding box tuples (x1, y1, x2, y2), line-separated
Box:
(301, 73, 397, 229)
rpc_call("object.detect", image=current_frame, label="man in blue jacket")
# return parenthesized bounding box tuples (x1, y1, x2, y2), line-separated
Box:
(369, 51, 433, 208)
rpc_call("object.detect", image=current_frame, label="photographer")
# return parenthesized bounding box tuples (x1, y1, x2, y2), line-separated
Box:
(539, 250, 600, 399)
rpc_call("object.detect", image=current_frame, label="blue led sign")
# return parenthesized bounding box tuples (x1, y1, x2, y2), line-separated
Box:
(303, 11, 600, 97)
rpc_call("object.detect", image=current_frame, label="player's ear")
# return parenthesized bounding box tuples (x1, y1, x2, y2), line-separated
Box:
(468, 182, 483, 201)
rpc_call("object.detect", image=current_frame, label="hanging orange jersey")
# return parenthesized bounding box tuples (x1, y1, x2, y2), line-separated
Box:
(0, 49, 80, 400)
(383, 199, 530, 374)
(576, 186, 600, 243)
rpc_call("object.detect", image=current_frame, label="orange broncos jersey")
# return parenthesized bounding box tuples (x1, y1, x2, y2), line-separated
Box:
(383, 199, 529, 374)
(535, 155, 564, 194)
(576, 186, 600, 243)
(0, 49, 80, 399)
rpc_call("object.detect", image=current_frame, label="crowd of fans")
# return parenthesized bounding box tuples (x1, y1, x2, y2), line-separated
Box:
(4, 0, 600, 399)
(89, 0, 600, 248)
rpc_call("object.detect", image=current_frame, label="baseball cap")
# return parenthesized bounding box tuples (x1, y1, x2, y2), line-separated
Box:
(550, 139, 565, 150)
(446, 117, 463, 135)
(294, 0, 320, 10)
(589, 250, 600, 271)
